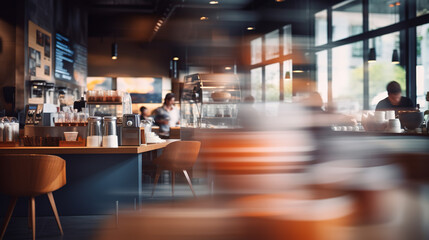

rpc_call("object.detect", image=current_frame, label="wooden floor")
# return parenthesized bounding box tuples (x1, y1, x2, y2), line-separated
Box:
(1, 183, 210, 240)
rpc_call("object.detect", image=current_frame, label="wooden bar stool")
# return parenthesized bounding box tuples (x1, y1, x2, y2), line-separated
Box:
(0, 154, 66, 240)
(151, 141, 201, 198)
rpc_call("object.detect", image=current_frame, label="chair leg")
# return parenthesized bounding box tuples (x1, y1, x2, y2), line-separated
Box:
(47, 192, 63, 235)
(30, 197, 35, 240)
(0, 197, 18, 240)
(151, 168, 161, 197)
(183, 170, 197, 198)
(171, 171, 175, 197)
(28, 199, 32, 229)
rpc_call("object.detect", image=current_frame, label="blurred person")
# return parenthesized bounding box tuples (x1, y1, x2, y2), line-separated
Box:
(237, 95, 260, 129)
(375, 81, 414, 111)
(139, 106, 152, 121)
(300, 92, 324, 112)
(153, 93, 180, 136)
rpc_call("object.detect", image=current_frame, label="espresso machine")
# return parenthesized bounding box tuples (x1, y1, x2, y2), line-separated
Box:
(24, 104, 57, 126)
(120, 114, 141, 146)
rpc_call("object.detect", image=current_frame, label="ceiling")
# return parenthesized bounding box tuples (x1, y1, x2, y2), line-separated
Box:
(86, 0, 328, 67)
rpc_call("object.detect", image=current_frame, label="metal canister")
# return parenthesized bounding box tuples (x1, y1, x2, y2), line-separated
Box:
(103, 116, 117, 136)
(87, 116, 102, 137)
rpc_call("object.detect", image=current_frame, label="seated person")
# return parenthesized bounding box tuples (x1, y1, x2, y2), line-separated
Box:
(139, 106, 152, 121)
(375, 81, 414, 111)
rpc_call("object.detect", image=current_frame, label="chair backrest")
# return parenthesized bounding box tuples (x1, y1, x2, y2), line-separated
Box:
(156, 141, 201, 170)
(0, 154, 66, 196)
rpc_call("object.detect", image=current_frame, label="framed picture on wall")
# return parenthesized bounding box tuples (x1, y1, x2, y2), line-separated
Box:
(117, 77, 162, 103)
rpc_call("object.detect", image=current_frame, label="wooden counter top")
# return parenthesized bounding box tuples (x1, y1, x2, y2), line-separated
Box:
(0, 140, 177, 155)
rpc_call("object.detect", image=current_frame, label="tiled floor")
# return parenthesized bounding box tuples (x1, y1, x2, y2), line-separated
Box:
(2, 183, 210, 240)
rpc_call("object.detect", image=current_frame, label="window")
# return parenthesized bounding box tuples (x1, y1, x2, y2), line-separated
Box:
(369, 0, 401, 31)
(283, 25, 292, 55)
(265, 30, 280, 60)
(265, 63, 280, 101)
(332, 0, 363, 41)
(251, 67, 263, 102)
(332, 42, 364, 112)
(315, 10, 328, 46)
(417, 0, 429, 17)
(316, 51, 328, 103)
(249, 25, 292, 102)
(417, 24, 429, 110)
(368, 32, 405, 109)
(283, 60, 293, 101)
(251, 37, 262, 65)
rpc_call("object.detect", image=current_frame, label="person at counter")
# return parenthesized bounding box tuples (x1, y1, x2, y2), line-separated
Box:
(375, 81, 414, 111)
(153, 93, 180, 136)
(139, 106, 152, 121)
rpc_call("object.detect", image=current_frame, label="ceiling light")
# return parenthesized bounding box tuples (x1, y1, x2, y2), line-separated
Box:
(111, 42, 118, 60)
(285, 71, 291, 79)
(200, 16, 208, 20)
(173, 57, 179, 61)
(276, 0, 285, 2)
(292, 70, 304, 73)
(391, 49, 399, 64)
(209, 1, 219, 4)
(247, 26, 255, 30)
(368, 48, 376, 62)
(225, 66, 232, 70)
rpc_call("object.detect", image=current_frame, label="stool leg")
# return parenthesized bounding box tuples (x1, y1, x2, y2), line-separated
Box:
(151, 168, 161, 197)
(30, 197, 35, 240)
(28, 199, 32, 229)
(0, 197, 17, 240)
(47, 192, 63, 235)
(171, 171, 175, 197)
(183, 170, 196, 198)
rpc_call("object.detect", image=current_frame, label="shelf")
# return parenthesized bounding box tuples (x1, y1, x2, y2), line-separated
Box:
(87, 102, 122, 105)
(204, 117, 235, 119)
(203, 101, 239, 105)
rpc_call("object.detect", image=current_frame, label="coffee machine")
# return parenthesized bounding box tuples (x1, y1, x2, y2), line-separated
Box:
(25, 104, 57, 126)
(120, 114, 141, 146)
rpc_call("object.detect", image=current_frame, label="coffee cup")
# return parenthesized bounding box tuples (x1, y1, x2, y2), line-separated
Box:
(385, 110, 395, 120)
(387, 119, 401, 133)
(374, 111, 386, 123)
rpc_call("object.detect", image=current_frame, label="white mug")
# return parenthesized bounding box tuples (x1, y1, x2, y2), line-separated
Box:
(387, 119, 401, 133)
(374, 111, 386, 122)
(385, 110, 395, 120)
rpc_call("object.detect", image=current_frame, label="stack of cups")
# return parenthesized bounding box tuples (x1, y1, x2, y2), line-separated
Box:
(87, 116, 102, 147)
(102, 116, 118, 148)
(385, 110, 401, 133)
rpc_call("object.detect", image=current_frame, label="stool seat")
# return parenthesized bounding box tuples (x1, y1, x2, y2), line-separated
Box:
(0, 154, 67, 240)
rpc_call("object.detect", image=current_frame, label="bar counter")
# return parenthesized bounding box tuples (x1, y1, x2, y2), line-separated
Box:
(0, 141, 172, 155)
(0, 140, 177, 217)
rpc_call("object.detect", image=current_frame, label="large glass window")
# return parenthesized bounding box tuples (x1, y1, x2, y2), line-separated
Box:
(417, 24, 429, 110)
(250, 67, 263, 102)
(417, 0, 429, 17)
(265, 63, 280, 101)
(369, 0, 401, 31)
(332, 0, 363, 41)
(315, 10, 328, 46)
(316, 50, 329, 103)
(283, 25, 292, 55)
(332, 42, 364, 112)
(265, 30, 280, 60)
(368, 32, 406, 109)
(283, 60, 293, 101)
(251, 37, 262, 65)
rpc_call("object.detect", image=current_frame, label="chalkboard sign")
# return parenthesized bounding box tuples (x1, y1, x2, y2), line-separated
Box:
(54, 33, 74, 81)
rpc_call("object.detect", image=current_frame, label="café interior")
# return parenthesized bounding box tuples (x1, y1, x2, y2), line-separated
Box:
(0, 0, 429, 239)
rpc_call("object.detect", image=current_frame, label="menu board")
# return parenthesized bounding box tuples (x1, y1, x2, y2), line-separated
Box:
(27, 21, 52, 81)
(54, 33, 74, 81)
